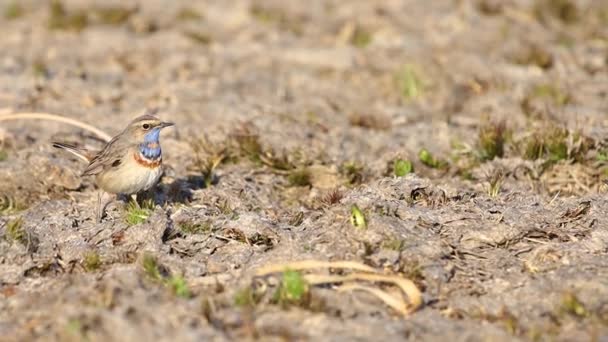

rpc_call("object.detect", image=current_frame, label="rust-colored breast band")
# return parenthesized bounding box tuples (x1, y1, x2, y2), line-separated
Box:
(133, 152, 162, 169)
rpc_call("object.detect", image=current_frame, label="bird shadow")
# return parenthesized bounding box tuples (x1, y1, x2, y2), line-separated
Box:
(150, 174, 219, 206)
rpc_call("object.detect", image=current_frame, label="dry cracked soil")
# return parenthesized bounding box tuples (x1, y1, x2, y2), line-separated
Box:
(1, 0, 608, 341)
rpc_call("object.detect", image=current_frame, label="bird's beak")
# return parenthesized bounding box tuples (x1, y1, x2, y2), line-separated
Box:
(160, 121, 174, 128)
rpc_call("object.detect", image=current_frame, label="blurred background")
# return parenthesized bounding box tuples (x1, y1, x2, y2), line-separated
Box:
(0, 0, 607, 166)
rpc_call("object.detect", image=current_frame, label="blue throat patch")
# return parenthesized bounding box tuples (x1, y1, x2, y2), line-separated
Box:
(139, 128, 162, 160)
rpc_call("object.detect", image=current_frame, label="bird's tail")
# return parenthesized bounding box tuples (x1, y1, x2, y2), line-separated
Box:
(52, 142, 94, 163)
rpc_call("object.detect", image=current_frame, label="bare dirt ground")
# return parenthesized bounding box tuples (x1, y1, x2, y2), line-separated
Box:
(1, 0, 608, 341)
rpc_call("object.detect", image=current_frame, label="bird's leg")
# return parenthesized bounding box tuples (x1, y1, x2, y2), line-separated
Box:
(96, 191, 103, 223)
(95, 191, 114, 223)
(101, 193, 115, 219)
(130, 194, 140, 208)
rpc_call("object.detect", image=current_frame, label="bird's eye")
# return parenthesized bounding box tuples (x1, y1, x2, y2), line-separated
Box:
(142, 123, 150, 130)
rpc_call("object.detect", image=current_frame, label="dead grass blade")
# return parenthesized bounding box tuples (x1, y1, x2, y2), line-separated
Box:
(254, 260, 377, 275)
(338, 284, 410, 316)
(255, 260, 423, 316)
(0, 112, 112, 142)
(305, 273, 422, 315)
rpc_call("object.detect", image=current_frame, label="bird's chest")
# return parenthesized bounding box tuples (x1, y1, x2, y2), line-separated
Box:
(96, 152, 163, 195)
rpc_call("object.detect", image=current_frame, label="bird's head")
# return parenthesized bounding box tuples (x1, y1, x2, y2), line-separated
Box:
(125, 113, 174, 144)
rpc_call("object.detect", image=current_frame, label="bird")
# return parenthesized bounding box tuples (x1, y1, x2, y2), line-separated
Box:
(52, 111, 174, 222)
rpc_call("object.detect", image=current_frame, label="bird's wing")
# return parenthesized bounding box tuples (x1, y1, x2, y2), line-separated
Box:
(82, 135, 130, 176)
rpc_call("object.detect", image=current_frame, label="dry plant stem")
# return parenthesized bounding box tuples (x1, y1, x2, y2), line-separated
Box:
(304, 273, 423, 315)
(0, 112, 112, 142)
(255, 260, 423, 315)
(337, 284, 411, 316)
(254, 260, 377, 276)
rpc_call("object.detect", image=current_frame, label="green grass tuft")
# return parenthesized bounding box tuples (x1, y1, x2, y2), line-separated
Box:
(125, 200, 154, 226)
(232, 125, 263, 163)
(176, 8, 203, 21)
(48, 0, 88, 31)
(395, 64, 424, 100)
(4, 1, 24, 20)
(393, 159, 413, 177)
(382, 238, 405, 251)
(178, 220, 212, 235)
(142, 253, 162, 281)
(0, 195, 26, 216)
(531, 84, 570, 106)
(234, 287, 258, 307)
(340, 161, 366, 185)
(351, 26, 372, 48)
(419, 149, 448, 169)
(142, 253, 192, 298)
(0, 150, 7, 162)
(560, 292, 587, 317)
(32, 59, 49, 78)
(83, 251, 102, 272)
(93, 6, 135, 25)
(183, 31, 212, 45)
(478, 120, 507, 161)
(534, 0, 579, 24)
(250, 5, 284, 23)
(521, 127, 569, 161)
(5, 217, 25, 243)
(287, 168, 311, 187)
(168, 275, 191, 298)
(273, 269, 309, 306)
(486, 169, 504, 198)
(65, 318, 85, 339)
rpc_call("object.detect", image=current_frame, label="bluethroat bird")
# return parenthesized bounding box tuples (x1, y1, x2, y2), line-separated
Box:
(52, 112, 174, 222)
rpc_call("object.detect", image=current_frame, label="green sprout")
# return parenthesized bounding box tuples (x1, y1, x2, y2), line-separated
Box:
(531, 84, 570, 106)
(350, 205, 367, 229)
(65, 318, 85, 339)
(232, 126, 263, 163)
(234, 287, 259, 307)
(94, 6, 134, 25)
(382, 238, 405, 251)
(83, 251, 102, 272)
(48, 0, 88, 31)
(274, 269, 309, 306)
(393, 159, 413, 177)
(168, 275, 191, 298)
(189, 135, 229, 188)
(560, 292, 587, 317)
(0, 195, 27, 216)
(178, 221, 211, 235)
(351, 26, 372, 48)
(142, 253, 162, 281)
(287, 168, 311, 187)
(5, 217, 25, 243)
(522, 127, 569, 162)
(183, 31, 212, 45)
(418, 149, 447, 168)
(341, 161, 365, 185)
(487, 169, 504, 198)
(478, 121, 507, 161)
(597, 149, 608, 162)
(396, 64, 424, 100)
(176, 8, 203, 21)
(142, 253, 191, 298)
(4, 1, 24, 20)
